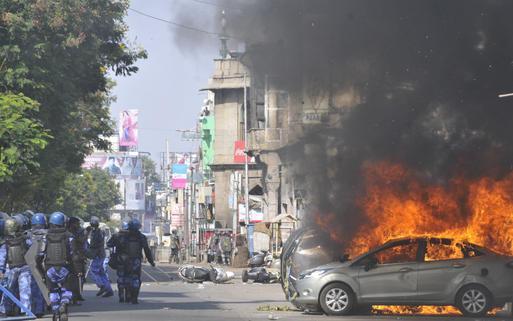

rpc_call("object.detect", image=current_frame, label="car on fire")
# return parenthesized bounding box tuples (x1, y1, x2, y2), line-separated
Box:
(287, 236, 513, 317)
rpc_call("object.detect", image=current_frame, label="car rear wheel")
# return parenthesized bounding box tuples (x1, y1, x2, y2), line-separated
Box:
(319, 283, 355, 316)
(456, 284, 492, 317)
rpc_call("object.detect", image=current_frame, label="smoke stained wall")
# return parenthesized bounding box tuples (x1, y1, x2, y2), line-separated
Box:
(172, 0, 513, 250)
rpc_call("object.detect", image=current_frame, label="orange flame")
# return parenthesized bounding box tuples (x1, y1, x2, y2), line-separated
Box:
(315, 160, 513, 315)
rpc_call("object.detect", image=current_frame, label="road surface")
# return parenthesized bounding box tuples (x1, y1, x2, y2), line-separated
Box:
(68, 264, 512, 321)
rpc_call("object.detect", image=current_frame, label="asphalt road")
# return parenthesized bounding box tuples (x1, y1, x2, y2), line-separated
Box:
(65, 264, 513, 321)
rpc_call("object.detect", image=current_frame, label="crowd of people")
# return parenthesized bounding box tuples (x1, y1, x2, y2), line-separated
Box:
(0, 211, 155, 320)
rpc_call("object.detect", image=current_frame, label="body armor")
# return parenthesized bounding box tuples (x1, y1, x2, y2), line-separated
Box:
(127, 234, 142, 258)
(7, 235, 28, 267)
(45, 228, 69, 266)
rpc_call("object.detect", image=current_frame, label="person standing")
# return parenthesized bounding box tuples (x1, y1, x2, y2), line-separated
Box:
(29, 213, 48, 317)
(168, 230, 180, 264)
(123, 218, 155, 304)
(106, 220, 131, 303)
(1, 218, 32, 316)
(219, 232, 233, 266)
(43, 212, 72, 321)
(67, 217, 87, 304)
(86, 216, 113, 297)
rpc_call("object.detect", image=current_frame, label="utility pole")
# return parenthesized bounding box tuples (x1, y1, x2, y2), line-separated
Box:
(243, 73, 253, 256)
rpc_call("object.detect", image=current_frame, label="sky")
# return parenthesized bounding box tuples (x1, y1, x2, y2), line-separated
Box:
(110, 0, 219, 167)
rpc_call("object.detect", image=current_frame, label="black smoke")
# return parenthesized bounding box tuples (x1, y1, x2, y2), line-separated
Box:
(172, 0, 513, 246)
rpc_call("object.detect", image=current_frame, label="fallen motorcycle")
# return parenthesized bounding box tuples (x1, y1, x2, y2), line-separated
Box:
(178, 265, 235, 284)
(248, 251, 273, 267)
(242, 267, 280, 284)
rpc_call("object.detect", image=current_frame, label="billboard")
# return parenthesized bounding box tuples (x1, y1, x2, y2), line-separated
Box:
(83, 153, 142, 178)
(119, 110, 139, 147)
(171, 164, 188, 189)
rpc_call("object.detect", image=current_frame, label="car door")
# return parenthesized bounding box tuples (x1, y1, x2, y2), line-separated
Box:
(357, 239, 420, 303)
(416, 238, 470, 302)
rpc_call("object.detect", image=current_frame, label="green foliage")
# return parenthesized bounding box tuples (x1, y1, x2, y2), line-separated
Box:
(0, 0, 146, 211)
(141, 155, 161, 186)
(0, 93, 50, 181)
(55, 167, 121, 221)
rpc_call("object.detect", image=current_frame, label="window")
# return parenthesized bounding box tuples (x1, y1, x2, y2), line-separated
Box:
(425, 239, 464, 261)
(374, 242, 418, 265)
(424, 239, 484, 261)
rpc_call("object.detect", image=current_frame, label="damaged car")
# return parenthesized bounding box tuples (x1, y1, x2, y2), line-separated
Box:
(288, 237, 513, 317)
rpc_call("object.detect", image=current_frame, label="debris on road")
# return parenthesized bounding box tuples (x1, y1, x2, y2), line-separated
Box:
(257, 304, 291, 312)
(179, 264, 235, 284)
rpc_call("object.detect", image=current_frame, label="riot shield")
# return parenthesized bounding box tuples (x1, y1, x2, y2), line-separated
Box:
(24, 242, 50, 305)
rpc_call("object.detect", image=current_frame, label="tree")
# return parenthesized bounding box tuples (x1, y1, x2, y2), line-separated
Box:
(0, 93, 50, 182)
(0, 0, 146, 211)
(55, 168, 121, 221)
(141, 156, 161, 187)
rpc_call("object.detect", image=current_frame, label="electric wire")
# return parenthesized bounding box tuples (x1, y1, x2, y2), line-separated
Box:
(128, 7, 235, 38)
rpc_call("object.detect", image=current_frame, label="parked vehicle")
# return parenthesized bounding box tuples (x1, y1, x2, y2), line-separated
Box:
(289, 237, 513, 317)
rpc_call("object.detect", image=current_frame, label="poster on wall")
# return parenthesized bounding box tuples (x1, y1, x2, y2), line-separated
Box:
(119, 109, 139, 147)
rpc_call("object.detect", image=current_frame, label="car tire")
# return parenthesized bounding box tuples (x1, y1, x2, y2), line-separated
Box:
(455, 284, 492, 317)
(319, 282, 355, 316)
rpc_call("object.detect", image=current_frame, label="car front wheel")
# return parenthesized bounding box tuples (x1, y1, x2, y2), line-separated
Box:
(319, 283, 355, 316)
(456, 284, 492, 317)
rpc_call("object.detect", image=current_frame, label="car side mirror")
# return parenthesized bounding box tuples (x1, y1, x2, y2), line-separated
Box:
(364, 256, 378, 272)
(339, 254, 350, 262)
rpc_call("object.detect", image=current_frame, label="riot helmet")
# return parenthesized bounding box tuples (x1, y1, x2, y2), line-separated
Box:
(31, 213, 47, 229)
(49, 212, 66, 228)
(121, 220, 130, 231)
(128, 218, 141, 231)
(13, 213, 30, 231)
(4, 218, 19, 236)
(90, 216, 100, 228)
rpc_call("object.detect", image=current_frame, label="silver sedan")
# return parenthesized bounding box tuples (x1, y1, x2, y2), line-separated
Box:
(289, 237, 513, 316)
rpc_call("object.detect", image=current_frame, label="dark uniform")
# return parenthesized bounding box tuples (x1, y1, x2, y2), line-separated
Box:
(68, 217, 87, 304)
(110, 219, 154, 304)
(107, 222, 130, 303)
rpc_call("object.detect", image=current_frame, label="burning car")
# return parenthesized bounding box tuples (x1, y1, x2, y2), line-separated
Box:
(289, 237, 513, 317)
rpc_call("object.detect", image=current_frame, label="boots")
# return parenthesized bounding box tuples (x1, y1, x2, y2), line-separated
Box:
(130, 287, 140, 304)
(118, 288, 125, 303)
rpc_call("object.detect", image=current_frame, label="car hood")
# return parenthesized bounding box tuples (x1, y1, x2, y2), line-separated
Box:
(311, 261, 352, 271)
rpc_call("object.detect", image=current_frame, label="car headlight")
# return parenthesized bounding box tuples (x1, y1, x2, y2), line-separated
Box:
(299, 269, 330, 279)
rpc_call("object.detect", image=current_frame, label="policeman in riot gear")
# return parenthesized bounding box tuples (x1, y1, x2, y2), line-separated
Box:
(106, 220, 131, 303)
(1, 218, 32, 315)
(168, 230, 180, 264)
(124, 218, 155, 304)
(67, 217, 87, 304)
(43, 212, 72, 321)
(219, 232, 233, 265)
(29, 213, 48, 317)
(86, 216, 113, 297)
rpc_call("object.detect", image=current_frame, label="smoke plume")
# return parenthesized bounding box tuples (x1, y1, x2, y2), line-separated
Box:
(172, 0, 513, 249)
